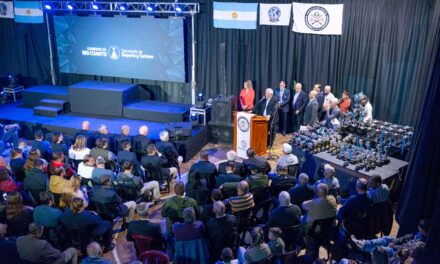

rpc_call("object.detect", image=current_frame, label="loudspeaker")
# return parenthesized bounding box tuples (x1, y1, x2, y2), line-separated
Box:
(165, 122, 192, 140)
(211, 96, 238, 124)
(208, 122, 233, 144)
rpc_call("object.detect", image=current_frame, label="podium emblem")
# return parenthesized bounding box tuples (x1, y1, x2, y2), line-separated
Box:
(241, 140, 248, 148)
(238, 116, 250, 132)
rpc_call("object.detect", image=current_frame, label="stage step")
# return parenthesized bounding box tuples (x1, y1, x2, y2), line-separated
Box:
(33, 106, 63, 117)
(39, 99, 70, 112)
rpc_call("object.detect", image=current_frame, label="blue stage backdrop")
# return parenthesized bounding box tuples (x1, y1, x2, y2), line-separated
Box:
(54, 16, 185, 82)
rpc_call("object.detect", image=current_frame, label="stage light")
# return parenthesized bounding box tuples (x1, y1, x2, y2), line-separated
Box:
(175, 5, 182, 13)
(67, 3, 74, 10)
(118, 4, 127, 11)
(197, 92, 204, 102)
(91, 3, 99, 10)
(44, 4, 52, 10)
(146, 5, 154, 12)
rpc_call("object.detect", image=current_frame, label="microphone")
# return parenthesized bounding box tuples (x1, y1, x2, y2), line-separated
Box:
(257, 96, 265, 104)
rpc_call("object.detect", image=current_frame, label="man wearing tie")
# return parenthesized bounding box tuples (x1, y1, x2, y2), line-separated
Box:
(275, 81, 291, 136)
(303, 90, 319, 127)
(253, 88, 279, 148)
(291, 83, 308, 132)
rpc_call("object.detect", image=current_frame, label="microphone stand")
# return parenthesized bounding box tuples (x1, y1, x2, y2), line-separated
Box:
(266, 102, 280, 161)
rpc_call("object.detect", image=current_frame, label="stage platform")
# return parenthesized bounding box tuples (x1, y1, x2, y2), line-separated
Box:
(0, 102, 207, 162)
(21, 85, 69, 108)
(123, 100, 190, 122)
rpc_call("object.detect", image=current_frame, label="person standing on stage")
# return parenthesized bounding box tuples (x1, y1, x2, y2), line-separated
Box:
(360, 95, 373, 123)
(303, 90, 319, 127)
(339, 90, 352, 113)
(252, 88, 279, 148)
(322, 85, 336, 112)
(325, 98, 341, 129)
(275, 81, 291, 136)
(239, 80, 255, 112)
(292, 83, 308, 133)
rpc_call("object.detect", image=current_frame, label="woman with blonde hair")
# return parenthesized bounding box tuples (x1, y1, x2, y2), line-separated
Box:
(49, 167, 70, 206)
(69, 135, 90, 168)
(239, 80, 255, 111)
(60, 175, 89, 208)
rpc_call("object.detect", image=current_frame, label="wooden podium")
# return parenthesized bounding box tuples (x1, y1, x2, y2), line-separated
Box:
(233, 111, 268, 157)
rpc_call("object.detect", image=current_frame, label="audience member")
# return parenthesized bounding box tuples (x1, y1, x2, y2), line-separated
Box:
(24, 148, 46, 173)
(268, 227, 285, 255)
(368, 174, 390, 204)
(132, 125, 151, 160)
(81, 241, 112, 264)
(277, 143, 299, 167)
(155, 130, 183, 167)
(0, 123, 19, 154)
(18, 138, 32, 159)
(16, 222, 77, 264)
(224, 181, 255, 214)
(31, 130, 52, 161)
(60, 197, 114, 252)
(217, 150, 245, 177)
(95, 124, 115, 153)
(91, 156, 114, 184)
(126, 202, 164, 250)
(74, 120, 95, 148)
(315, 164, 340, 196)
(23, 158, 48, 201)
(0, 223, 20, 263)
(289, 173, 315, 214)
(189, 150, 218, 190)
(90, 137, 116, 162)
(60, 175, 89, 208)
(50, 151, 76, 178)
(302, 183, 337, 230)
(49, 167, 70, 200)
(241, 226, 271, 263)
(69, 135, 91, 163)
(200, 189, 223, 223)
(271, 163, 296, 188)
(115, 125, 132, 152)
(0, 167, 21, 192)
(215, 247, 238, 264)
(268, 191, 301, 228)
(246, 164, 270, 191)
(216, 161, 242, 188)
(172, 207, 205, 241)
(117, 141, 143, 177)
(33, 191, 62, 229)
(0, 191, 34, 236)
(243, 148, 271, 175)
(9, 148, 26, 182)
(185, 170, 208, 200)
(141, 144, 177, 187)
(50, 132, 68, 159)
(77, 154, 95, 181)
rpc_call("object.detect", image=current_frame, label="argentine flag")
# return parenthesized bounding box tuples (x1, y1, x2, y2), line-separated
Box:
(14, 1, 43, 23)
(213, 2, 258, 30)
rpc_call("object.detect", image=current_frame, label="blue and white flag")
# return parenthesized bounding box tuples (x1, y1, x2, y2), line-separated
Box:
(292, 2, 343, 35)
(14, 1, 43, 23)
(213, 2, 258, 30)
(0, 1, 14, 19)
(259, 3, 291, 26)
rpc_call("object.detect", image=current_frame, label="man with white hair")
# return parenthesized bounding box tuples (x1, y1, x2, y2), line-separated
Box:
(277, 143, 299, 167)
(114, 124, 132, 152)
(324, 97, 341, 129)
(292, 82, 308, 132)
(95, 124, 115, 153)
(155, 130, 183, 167)
(81, 241, 112, 264)
(218, 150, 245, 177)
(252, 88, 279, 148)
(288, 173, 315, 214)
(207, 201, 237, 260)
(302, 183, 337, 228)
(303, 90, 319, 127)
(75, 120, 95, 148)
(322, 85, 336, 112)
(315, 164, 340, 196)
(132, 125, 151, 160)
(268, 191, 301, 228)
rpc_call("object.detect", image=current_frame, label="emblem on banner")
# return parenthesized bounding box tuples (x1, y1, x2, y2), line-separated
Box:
(305, 6, 330, 31)
(241, 140, 248, 148)
(108, 46, 120, 60)
(238, 116, 250, 132)
(268, 6, 281, 23)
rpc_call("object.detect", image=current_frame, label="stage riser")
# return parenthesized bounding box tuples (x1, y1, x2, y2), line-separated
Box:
(21, 85, 69, 108)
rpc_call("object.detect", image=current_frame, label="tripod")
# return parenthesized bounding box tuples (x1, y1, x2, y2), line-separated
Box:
(266, 104, 280, 161)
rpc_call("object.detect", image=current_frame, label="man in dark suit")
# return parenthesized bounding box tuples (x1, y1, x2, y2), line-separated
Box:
(126, 202, 164, 250)
(132, 125, 151, 161)
(268, 191, 301, 228)
(325, 98, 341, 129)
(141, 145, 177, 187)
(16, 222, 77, 264)
(288, 173, 315, 214)
(155, 131, 183, 168)
(117, 141, 143, 177)
(292, 83, 308, 132)
(23, 159, 48, 202)
(252, 88, 279, 148)
(217, 150, 245, 177)
(94, 124, 116, 154)
(216, 161, 242, 188)
(114, 125, 132, 153)
(242, 148, 271, 176)
(75, 120, 95, 148)
(189, 150, 218, 190)
(32, 130, 52, 161)
(271, 163, 296, 188)
(303, 90, 319, 127)
(314, 84, 325, 121)
(275, 81, 291, 136)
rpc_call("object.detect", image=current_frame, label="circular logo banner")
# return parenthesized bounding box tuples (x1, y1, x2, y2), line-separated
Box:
(305, 6, 330, 31)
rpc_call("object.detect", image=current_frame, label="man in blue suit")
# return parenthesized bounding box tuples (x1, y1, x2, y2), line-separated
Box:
(303, 90, 319, 127)
(291, 83, 308, 132)
(275, 81, 291, 136)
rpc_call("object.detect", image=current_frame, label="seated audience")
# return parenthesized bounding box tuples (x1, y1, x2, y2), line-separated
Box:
(18, 138, 32, 159)
(116, 161, 161, 204)
(132, 125, 151, 160)
(81, 241, 112, 264)
(241, 226, 271, 263)
(315, 164, 340, 197)
(48, 167, 70, 202)
(94, 124, 116, 153)
(141, 144, 177, 187)
(243, 148, 271, 176)
(215, 247, 238, 264)
(50, 151, 76, 178)
(24, 148, 47, 175)
(368, 174, 390, 204)
(0, 123, 19, 154)
(271, 163, 296, 188)
(33, 191, 63, 229)
(9, 148, 26, 182)
(189, 150, 218, 190)
(351, 219, 430, 263)
(288, 173, 315, 214)
(268, 191, 301, 228)
(75, 121, 95, 148)
(60, 197, 114, 252)
(23, 158, 48, 201)
(91, 156, 114, 184)
(31, 130, 52, 161)
(246, 164, 271, 191)
(224, 181, 255, 214)
(302, 183, 338, 230)
(217, 150, 245, 177)
(216, 161, 242, 188)
(16, 222, 77, 264)
(277, 143, 299, 167)
(126, 202, 164, 250)
(268, 227, 285, 255)
(185, 171, 208, 203)
(68, 135, 91, 164)
(161, 181, 199, 232)
(0, 167, 21, 193)
(0, 223, 20, 263)
(77, 154, 95, 181)
(0, 191, 34, 236)
(60, 175, 89, 208)
(90, 137, 117, 163)
(117, 141, 142, 177)
(200, 189, 223, 223)
(172, 207, 205, 241)
(155, 130, 183, 167)
(114, 125, 132, 152)
(50, 132, 68, 159)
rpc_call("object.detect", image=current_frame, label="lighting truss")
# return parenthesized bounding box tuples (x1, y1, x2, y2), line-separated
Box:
(41, 1, 200, 16)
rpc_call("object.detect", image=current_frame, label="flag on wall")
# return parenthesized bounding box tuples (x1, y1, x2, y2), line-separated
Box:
(0, 1, 14, 19)
(213, 2, 258, 30)
(14, 1, 43, 23)
(292, 2, 343, 35)
(259, 3, 291, 26)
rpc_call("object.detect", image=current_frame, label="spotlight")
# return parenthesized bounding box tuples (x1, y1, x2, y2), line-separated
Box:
(44, 4, 52, 10)
(146, 5, 154, 12)
(175, 5, 182, 13)
(91, 3, 99, 10)
(190, 113, 198, 121)
(197, 92, 204, 102)
(67, 3, 74, 10)
(118, 4, 127, 11)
